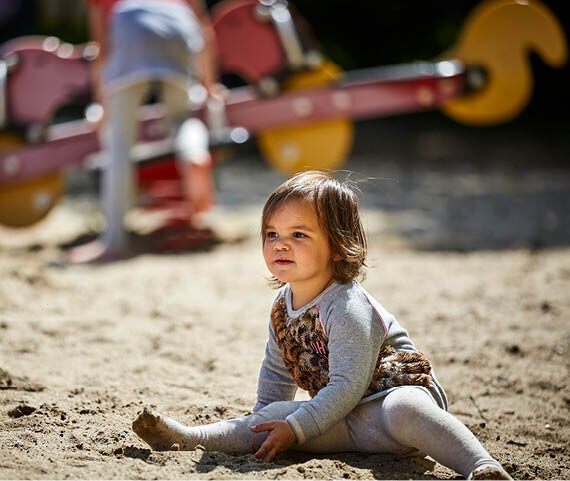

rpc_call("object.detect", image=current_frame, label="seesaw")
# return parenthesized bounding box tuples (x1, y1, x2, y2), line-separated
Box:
(0, 0, 566, 232)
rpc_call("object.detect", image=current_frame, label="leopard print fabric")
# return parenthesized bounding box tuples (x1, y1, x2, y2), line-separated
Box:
(271, 296, 433, 398)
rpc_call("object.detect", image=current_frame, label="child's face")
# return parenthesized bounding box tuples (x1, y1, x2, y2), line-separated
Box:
(263, 199, 334, 296)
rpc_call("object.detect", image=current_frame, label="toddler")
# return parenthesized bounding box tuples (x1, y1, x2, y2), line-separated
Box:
(69, 0, 219, 263)
(132, 171, 511, 480)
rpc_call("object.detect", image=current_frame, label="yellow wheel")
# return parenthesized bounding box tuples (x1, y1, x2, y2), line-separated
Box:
(442, 0, 567, 125)
(257, 61, 354, 175)
(0, 133, 63, 228)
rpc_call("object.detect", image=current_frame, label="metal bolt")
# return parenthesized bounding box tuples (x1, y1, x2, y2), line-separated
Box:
(34, 191, 52, 212)
(280, 142, 299, 162)
(258, 77, 280, 97)
(3, 155, 20, 175)
(57, 43, 74, 59)
(82, 43, 99, 62)
(332, 91, 351, 110)
(293, 97, 312, 116)
(43, 36, 60, 52)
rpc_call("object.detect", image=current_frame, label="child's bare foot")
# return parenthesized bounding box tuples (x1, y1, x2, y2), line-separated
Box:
(66, 240, 129, 264)
(132, 408, 195, 451)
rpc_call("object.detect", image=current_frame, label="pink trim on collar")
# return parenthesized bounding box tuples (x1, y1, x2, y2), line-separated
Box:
(354, 284, 388, 336)
(317, 305, 328, 340)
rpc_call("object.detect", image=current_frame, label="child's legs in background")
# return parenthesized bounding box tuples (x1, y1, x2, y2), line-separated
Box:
(102, 81, 150, 251)
(162, 82, 214, 222)
(348, 387, 504, 478)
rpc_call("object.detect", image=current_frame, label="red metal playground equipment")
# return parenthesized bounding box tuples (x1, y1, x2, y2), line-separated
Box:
(0, 0, 566, 249)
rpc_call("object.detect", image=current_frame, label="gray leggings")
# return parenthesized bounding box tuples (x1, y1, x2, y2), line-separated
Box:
(159, 387, 501, 478)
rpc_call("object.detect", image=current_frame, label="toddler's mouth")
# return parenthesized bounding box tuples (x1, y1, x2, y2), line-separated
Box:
(275, 259, 293, 265)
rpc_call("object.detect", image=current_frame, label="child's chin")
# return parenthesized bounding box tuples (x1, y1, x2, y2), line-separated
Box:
(274, 274, 290, 284)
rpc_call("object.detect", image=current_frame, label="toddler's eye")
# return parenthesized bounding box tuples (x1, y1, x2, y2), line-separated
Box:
(293, 232, 307, 238)
(266, 231, 278, 238)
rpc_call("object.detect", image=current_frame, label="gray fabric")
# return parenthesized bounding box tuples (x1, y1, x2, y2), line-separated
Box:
(153, 387, 500, 478)
(254, 281, 448, 443)
(104, 0, 204, 92)
(375, 387, 503, 477)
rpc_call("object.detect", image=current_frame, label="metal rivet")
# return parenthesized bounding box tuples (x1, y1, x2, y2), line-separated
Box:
(34, 191, 52, 212)
(293, 97, 312, 116)
(280, 143, 299, 162)
(229, 127, 249, 144)
(258, 77, 279, 97)
(332, 91, 351, 110)
(57, 43, 74, 59)
(3, 155, 20, 175)
(82, 43, 99, 61)
(43, 36, 60, 52)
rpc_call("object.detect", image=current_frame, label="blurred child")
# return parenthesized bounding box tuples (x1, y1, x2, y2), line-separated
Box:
(132, 171, 511, 480)
(69, 0, 221, 263)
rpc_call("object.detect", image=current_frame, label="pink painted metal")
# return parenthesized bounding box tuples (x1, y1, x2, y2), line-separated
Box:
(224, 71, 464, 129)
(211, 0, 287, 83)
(0, 37, 92, 126)
(0, 61, 464, 187)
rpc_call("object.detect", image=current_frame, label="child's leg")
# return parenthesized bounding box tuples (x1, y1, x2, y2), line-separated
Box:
(67, 82, 150, 263)
(162, 83, 214, 222)
(134, 402, 357, 455)
(133, 401, 305, 454)
(101, 81, 150, 251)
(355, 387, 510, 479)
(133, 389, 510, 478)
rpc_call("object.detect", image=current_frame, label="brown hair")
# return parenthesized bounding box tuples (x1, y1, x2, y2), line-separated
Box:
(261, 171, 367, 287)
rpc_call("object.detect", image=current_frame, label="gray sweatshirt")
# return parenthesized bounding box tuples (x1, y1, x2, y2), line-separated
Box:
(253, 281, 448, 444)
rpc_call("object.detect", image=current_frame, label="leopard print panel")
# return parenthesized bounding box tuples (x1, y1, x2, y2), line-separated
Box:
(271, 296, 433, 398)
(271, 297, 329, 397)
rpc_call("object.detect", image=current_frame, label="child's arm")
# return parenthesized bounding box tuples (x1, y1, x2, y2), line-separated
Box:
(184, 0, 220, 94)
(253, 323, 297, 412)
(85, 1, 107, 106)
(284, 303, 385, 444)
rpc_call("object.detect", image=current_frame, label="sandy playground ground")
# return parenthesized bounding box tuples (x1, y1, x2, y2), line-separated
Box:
(0, 117, 569, 479)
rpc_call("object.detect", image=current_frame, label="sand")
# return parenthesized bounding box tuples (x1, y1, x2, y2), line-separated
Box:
(0, 118, 568, 479)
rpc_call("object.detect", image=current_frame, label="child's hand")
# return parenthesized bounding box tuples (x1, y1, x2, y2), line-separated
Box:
(250, 420, 296, 462)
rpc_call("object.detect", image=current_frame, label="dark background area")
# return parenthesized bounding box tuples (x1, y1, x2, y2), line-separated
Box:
(290, 0, 569, 129)
(1, 0, 568, 127)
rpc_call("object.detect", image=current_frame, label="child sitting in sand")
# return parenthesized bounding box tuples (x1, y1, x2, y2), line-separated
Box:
(132, 171, 511, 480)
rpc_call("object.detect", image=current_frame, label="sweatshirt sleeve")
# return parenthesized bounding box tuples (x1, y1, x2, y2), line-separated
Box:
(284, 294, 385, 443)
(253, 321, 297, 412)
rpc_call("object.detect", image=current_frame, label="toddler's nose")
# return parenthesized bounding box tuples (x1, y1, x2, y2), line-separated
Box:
(274, 241, 289, 251)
